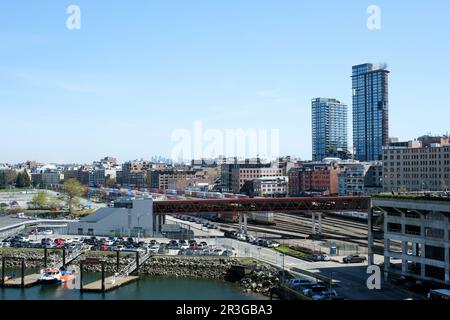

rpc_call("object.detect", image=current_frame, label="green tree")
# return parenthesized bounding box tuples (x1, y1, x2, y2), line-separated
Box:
(49, 197, 62, 210)
(105, 175, 116, 187)
(0, 170, 17, 189)
(32, 191, 48, 209)
(15, 170, 31, 188)
(62, 179, 84, 213)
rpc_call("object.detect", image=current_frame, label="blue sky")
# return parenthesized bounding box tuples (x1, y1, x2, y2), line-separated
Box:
(1, 0, 449, 163)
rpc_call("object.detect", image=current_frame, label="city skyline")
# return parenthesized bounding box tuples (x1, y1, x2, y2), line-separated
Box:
(1, 1, 449, 163)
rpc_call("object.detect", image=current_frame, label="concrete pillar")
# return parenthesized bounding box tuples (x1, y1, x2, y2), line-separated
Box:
(243, 214, 248, 236)
(318, 213, 322, 234)
(368, 207, 374, 266)
(238, 214, 243, 234)
(384, 238, 390, 280)
(420, 242, 426, 278)
(444, 242, 449, 284)
(155, 216, 160, 234)
(412, 242, 417, 256)
(401, 241, 408, 273)
(311, 213, 316, 235)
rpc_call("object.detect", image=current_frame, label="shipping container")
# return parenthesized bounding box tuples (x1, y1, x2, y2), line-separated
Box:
(250, 212, 275, 225)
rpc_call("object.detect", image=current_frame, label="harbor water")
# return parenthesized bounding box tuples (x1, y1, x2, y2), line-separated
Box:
(0, 271, 268, 300)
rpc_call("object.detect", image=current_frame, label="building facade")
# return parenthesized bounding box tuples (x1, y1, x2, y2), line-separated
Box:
(252, 176, 288, 198)
(338, 161, 383, 196)
(231, 165, 283, 194)
(370, 197, 450, 285)
(288, 164, 340, 196)
(311, 98, 348, 161)
(382, 136, 450, 192)
(67, 198, 160, 237)
(352, 63, 390, 161)
(220, 159, 272, 193)
(122, 160, 151, 188)
(148, 169, 197, 190)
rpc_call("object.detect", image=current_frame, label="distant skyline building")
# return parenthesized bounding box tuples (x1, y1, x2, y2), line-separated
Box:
(311, 98, 348, 161)
(352, 63, 390, 161)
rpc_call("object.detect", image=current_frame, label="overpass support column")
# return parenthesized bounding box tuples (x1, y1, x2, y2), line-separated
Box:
(318, 213, 322, 235)
(155, 216, 161, 234)
(243, 213, 248, 236)
(368, 206, 374, 266)
(238, 214, 243, 234)
(311, 213, 316, 235)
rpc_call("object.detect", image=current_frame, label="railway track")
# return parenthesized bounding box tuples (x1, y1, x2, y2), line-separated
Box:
(216, 212, 390, 252)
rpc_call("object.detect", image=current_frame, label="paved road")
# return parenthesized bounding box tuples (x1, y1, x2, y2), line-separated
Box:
(208, 238, 418, 300)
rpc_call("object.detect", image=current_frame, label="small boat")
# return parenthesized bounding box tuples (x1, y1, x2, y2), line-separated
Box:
(39, 268, 61, 284)
(39, 268, 76, 284)
(60, 270, 76, 283)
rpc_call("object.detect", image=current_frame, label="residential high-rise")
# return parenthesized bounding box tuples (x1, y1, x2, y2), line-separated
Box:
(352, 63, 390, 161)
(311, 98, 348, 161)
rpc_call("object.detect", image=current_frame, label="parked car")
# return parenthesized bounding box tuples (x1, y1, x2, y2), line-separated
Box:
(179, 243, 189, 250)
(54, 238, 66, 247)
(303, 284, 327, 296)
(222, 249, 237, 257)
(309, 253, 330, 261)
(343, 255, 366, 263)
(65, 243, 78, 250)
(267, 240, 280, 248)
(41, 229, 53, 235)
(236, 234, 246, 241)
(246, 235, 256, 243)
(190, 242, 198, 250)
(168, 240, 179, 249)
(212, 248, 224, 256)
(288, 279, 313, 289)
(311, 290, 339, 300)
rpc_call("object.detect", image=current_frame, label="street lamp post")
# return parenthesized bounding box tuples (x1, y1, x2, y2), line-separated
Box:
(280, 253, 285, 285)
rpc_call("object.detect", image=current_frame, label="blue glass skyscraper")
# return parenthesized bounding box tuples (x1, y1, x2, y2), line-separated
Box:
(311, 98, 348, 161)
(352, 63, 390, 161)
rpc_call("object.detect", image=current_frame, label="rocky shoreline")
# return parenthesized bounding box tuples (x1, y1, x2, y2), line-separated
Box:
(0, 249, 279, 296)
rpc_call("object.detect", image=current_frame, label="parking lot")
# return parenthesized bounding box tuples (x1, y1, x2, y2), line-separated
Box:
(0, 230, 239, 258)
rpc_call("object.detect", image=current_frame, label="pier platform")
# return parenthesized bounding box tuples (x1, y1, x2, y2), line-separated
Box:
(81, 275, 139, 292)
(3, 273, 41, 288)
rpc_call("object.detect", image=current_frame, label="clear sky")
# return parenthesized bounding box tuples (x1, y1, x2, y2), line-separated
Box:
(1, 0, 449, 164)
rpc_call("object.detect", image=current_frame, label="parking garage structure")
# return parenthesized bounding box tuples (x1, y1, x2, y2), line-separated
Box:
(369, 196, 450, 285)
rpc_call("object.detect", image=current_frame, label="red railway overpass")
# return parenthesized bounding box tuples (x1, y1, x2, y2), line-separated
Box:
(153, 196, 370, 215)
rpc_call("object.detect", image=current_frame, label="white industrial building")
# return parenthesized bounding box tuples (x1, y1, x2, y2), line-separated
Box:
(68, 197, 164, 237)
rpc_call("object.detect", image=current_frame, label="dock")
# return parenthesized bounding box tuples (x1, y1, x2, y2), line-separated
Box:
(1, 248, 87, 288)
(80, 250, 151, 292)
(2, 273, 41, 288)
(81, 275, 139, 292)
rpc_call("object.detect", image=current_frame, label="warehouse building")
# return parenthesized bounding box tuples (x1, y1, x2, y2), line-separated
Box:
(68, 197, 164, 237)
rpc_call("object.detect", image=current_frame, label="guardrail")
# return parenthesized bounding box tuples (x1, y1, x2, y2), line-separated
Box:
(119, 251, 152, 277)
